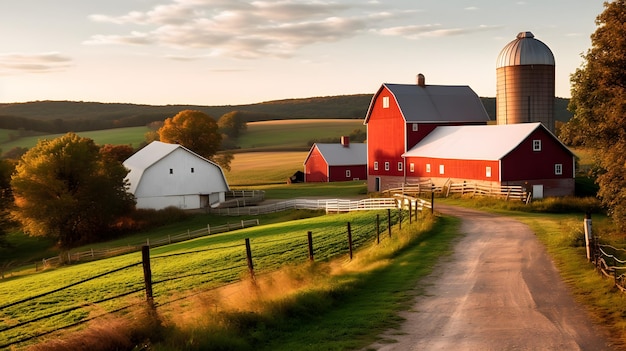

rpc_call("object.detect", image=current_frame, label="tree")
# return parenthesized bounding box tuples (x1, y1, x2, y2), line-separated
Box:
(562, 0, 626, 229)
(158, 110, 231, 169)
(99, 144, 135, 163)
(0, 157, 15, 248)
(11, 133, 135, 248)
(218, 111, 247, 139)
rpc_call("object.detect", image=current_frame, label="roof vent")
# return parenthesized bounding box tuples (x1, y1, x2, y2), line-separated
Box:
(517, 31, 534, 39)
(417, 73, 425, 87)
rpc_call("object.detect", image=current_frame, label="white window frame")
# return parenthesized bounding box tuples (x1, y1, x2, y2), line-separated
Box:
(486, 166, 492, 178)
(410, 163, 415, 172)
(426, 164, 431, 173)
(533, 139, 542, 151)
(382, 96, 390, 108)
(346, 169, 351, 178)
(398, 162, 403, 171)
(384, 162, 390, 171)
(373, 161, 379, 171)
(554, 163, 562, 175)
(412, 123, 418, 132)
(439, 165, 445, 175)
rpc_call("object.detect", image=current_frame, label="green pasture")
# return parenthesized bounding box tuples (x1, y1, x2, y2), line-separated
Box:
(236, 119, 364, 150)
(0, 210, 404, 348)
(0, 126, 149, 151)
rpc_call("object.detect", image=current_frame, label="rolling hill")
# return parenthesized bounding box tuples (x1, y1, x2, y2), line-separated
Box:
(0, 95, 572, 134)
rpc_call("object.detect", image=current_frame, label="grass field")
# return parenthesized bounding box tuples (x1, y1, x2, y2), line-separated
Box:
(237, 119, 364, 150)
(0, 209, 412, 348)
(0, 126, 150, 151)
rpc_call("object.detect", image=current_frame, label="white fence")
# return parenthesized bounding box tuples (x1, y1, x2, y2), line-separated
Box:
(210, 197, 406, 216)
(41, 219, 260, 268)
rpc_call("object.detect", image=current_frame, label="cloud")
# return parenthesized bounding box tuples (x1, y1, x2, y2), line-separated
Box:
(0, 52, 72, 74)
(85, 0, 393, 58)
(378, 24, 501, 39)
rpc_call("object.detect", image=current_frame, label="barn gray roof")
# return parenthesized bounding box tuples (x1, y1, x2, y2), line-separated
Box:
(305, 143, 367, 166)
(403, 122, 561, 160)
(497, 31, 555, 68)
(365, 83, 490, 124)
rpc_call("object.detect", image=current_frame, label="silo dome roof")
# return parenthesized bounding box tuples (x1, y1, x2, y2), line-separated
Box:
(496, 31, 555, 68)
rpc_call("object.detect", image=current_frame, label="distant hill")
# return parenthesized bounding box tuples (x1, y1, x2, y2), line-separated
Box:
(0, 95, 572, 134)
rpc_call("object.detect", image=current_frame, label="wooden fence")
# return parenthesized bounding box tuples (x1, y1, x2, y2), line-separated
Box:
(446, 182, 530, 202)
(209, 197, 405, 216)
(40, 219, 260, 269)
(593, 243, 626, 293)
(0, 208, 419, 348)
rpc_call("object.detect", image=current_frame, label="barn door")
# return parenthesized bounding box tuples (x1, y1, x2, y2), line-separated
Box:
(375, 177, 381, 192)
(532, 185, 544, 199)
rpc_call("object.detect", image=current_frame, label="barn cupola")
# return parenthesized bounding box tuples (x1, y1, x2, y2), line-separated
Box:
(417, 73, 425, 87)
(341, 136, 350, 147)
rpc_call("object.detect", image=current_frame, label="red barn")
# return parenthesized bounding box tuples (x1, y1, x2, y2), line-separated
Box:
(304, 137, 367, 182)
(403, 123, 575, 198)
(364, 74, 490, 192)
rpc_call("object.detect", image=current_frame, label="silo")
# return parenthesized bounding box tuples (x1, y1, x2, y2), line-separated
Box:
(496, 31, 555, 132)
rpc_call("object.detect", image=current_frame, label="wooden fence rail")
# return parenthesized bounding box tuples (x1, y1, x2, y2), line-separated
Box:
(446, 182, 529, 202)
(40, 219, 260, 268)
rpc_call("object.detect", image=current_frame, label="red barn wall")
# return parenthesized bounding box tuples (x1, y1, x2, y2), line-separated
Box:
(367, 88, 407, 181)
(304, 146, 329, 182)
(405, 157, 500, 181)
(328, 165, 368, 182)
(501, 128, 573, 181)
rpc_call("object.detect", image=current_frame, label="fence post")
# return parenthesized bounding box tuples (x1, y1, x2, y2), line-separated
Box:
(307, 231, 314, 261)
(584, 212, 593, 262)
(376, 214, 380, 244)
(409, 199, 412, 224)
(347, 222, 353, 260)
(207, 224, 211, 234)
(141, 245, 154, 309)
(387, 209, 392, 238)
(245, 238, 255, 279)
(431, 192, 435, 214)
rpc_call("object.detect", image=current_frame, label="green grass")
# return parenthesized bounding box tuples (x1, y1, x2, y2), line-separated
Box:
(236, 119, 364, 150)
(0, 210, 410, 348)
(0, 126, 149, 151)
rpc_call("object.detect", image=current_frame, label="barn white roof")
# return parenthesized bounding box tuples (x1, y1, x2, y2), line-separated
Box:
(123, 141, 222, 193)
(305, 143, 367, 166)
(403, 122, 546, 160)
(365, 83, 490, 124)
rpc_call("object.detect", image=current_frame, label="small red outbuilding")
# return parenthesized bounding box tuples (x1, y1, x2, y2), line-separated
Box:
(304, 137, 367, 182)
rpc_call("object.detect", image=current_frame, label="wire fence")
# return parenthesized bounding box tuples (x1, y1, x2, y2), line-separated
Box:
(0, 199, 430, 348)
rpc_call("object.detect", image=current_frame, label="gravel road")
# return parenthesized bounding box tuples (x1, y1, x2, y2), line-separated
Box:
(365, 204, 614, 351)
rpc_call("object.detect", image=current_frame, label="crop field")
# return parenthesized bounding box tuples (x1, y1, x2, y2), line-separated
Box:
(224, 151, 308, 185)
(0, 210, 402, 348)
(237, 119, 364, 150)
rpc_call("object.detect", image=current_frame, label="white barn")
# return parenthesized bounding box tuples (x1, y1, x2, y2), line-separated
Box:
(124, 141, 229, 210)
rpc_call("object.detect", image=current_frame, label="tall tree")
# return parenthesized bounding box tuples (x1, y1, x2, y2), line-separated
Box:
(11, 133, 135, 248)
(0, 157, 15, 248)
(158, 110, 231, 169)
(562, 0, 626, 229)
(218, 111, 247, 139)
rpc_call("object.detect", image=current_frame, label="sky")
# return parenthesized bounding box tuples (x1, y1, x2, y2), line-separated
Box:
(0, 0, 606, 106)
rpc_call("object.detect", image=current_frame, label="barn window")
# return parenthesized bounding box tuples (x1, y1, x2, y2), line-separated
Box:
(346, 170, 351, 178)
(410, 163, 415, 172)
(412, 123, 418, 132)
(554, 163, 563, 175)
(382, 96, 390, 108)
(486, 166, 492, 178)
(384, 162, 390, 171)
(374, 161, 379, 170)
(439, 165, 445, 175)
(191, 167, 195, 173)
(397, 162, 403, 171)
(426, 164, 431, 173)
(533, 140, 542, 151)
(169, 168, 173, 174)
